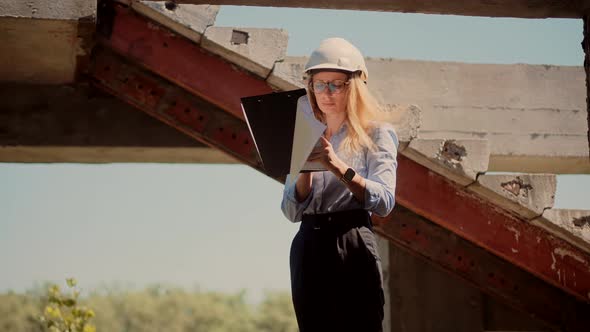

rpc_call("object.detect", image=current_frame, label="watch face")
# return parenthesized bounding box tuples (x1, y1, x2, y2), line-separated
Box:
(344, 168, 355, 181)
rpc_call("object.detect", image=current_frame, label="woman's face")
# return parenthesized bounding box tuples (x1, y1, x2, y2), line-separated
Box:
(311, 71, 349, 117)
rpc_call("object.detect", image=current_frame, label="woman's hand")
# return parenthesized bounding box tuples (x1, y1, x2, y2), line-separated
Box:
(308, 136, 347, 176)
(308, 136, 366, 203)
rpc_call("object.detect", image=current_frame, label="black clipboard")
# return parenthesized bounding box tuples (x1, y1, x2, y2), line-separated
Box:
(241, 89, 326, 178)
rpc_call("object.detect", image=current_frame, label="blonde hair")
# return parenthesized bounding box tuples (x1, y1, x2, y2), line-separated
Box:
(307, 72, 383, 154)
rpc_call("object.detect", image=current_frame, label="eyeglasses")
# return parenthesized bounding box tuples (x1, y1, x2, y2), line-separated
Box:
(310, 79, 350, 94)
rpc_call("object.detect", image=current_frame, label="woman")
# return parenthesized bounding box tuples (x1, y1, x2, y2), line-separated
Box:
(281, 37, 398, 332)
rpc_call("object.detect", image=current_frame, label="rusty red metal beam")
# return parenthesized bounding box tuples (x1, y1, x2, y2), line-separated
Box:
(99, 3, 274, 120)
(376, 205, 590, 331)
(89, 47, 262, 169)
(376, 155, 590, 303)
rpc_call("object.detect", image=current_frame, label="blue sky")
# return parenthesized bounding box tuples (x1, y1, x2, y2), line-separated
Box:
(0, 6, 587, 302)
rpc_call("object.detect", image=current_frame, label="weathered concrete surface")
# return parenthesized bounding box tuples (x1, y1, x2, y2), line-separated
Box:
(532, 209, 590, 254)
(0, 83, 237, 163)
(202, 27, 288, 78)
(469, 174, 556, 219)
(0, 0, 95, 20)
(131, 1, 218, 44)
(0, 0, 95, 84)
(403, 139, 490, 186)
(168, 0, 590, 18)
(0, 17, 92, 84)
(273, 56, 589, 174)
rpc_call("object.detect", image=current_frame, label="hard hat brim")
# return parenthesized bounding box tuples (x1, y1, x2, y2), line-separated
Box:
(305, 64, 367, 81)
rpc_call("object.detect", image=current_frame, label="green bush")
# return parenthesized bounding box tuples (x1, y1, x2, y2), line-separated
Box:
(38, 278, 96, 332)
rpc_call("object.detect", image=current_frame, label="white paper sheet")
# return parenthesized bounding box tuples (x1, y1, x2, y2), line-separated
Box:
(289, 95, 326, 180)
(240, 103, 263, 167)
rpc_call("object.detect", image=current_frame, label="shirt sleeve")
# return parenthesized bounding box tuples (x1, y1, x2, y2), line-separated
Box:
(364, 124, 399, 217)
(281, 174, 314, 223)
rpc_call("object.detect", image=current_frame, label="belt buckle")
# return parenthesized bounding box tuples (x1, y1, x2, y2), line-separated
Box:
(313, 215, 333, 230)
(313, 219, 320, 230)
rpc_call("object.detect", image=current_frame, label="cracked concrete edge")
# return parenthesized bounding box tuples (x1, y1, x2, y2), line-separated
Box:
(401, 138, 490, 186)
(468, 173, 557, 219)
(131, 1, 219, 44)
(202, 27, 289, 79)
(266, 56, 307, 90)
(381, 104, 421, 144)
(531, 209, 590, 254)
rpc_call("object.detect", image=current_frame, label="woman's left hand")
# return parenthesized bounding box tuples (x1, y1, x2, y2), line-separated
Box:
(308, 136, 347, 175)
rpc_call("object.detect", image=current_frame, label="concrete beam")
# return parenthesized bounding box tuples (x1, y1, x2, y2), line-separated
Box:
(0, 146, 236, 163)
(274, 57, 589, 174)
(131, 1, 219, 44)
(165, 0, 590, 18)
(202, 27, 288, 78)
(469, 174, 556, 220)
(532, 209, 590, 254)
(0, 83, 237, 163)
(402, 139, 490, 186)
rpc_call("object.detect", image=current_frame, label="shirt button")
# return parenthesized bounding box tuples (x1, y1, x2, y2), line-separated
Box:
(328, 217, 332, 221)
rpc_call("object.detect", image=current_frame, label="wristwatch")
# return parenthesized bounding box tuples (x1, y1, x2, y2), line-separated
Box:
(340, 168, 356, 184)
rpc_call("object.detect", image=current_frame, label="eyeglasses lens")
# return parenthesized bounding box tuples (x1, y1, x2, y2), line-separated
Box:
(312, 80, 346, 93)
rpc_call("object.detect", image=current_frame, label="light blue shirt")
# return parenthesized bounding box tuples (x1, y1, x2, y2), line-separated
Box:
(281, 122, 399, 222)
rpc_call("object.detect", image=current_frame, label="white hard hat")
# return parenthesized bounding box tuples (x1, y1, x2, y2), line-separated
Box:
(305, 37, 368, 81)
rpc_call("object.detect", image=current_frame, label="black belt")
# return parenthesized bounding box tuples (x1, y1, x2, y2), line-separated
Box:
(301, 209, 371, 232)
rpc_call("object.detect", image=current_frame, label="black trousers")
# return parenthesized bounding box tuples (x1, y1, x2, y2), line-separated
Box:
(290, 209, 384, 332)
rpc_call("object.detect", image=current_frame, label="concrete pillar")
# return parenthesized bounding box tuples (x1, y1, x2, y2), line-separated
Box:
(387, 243, 557, 332)
(584, 15, 590, 161)
(377, 235, 391, 332)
